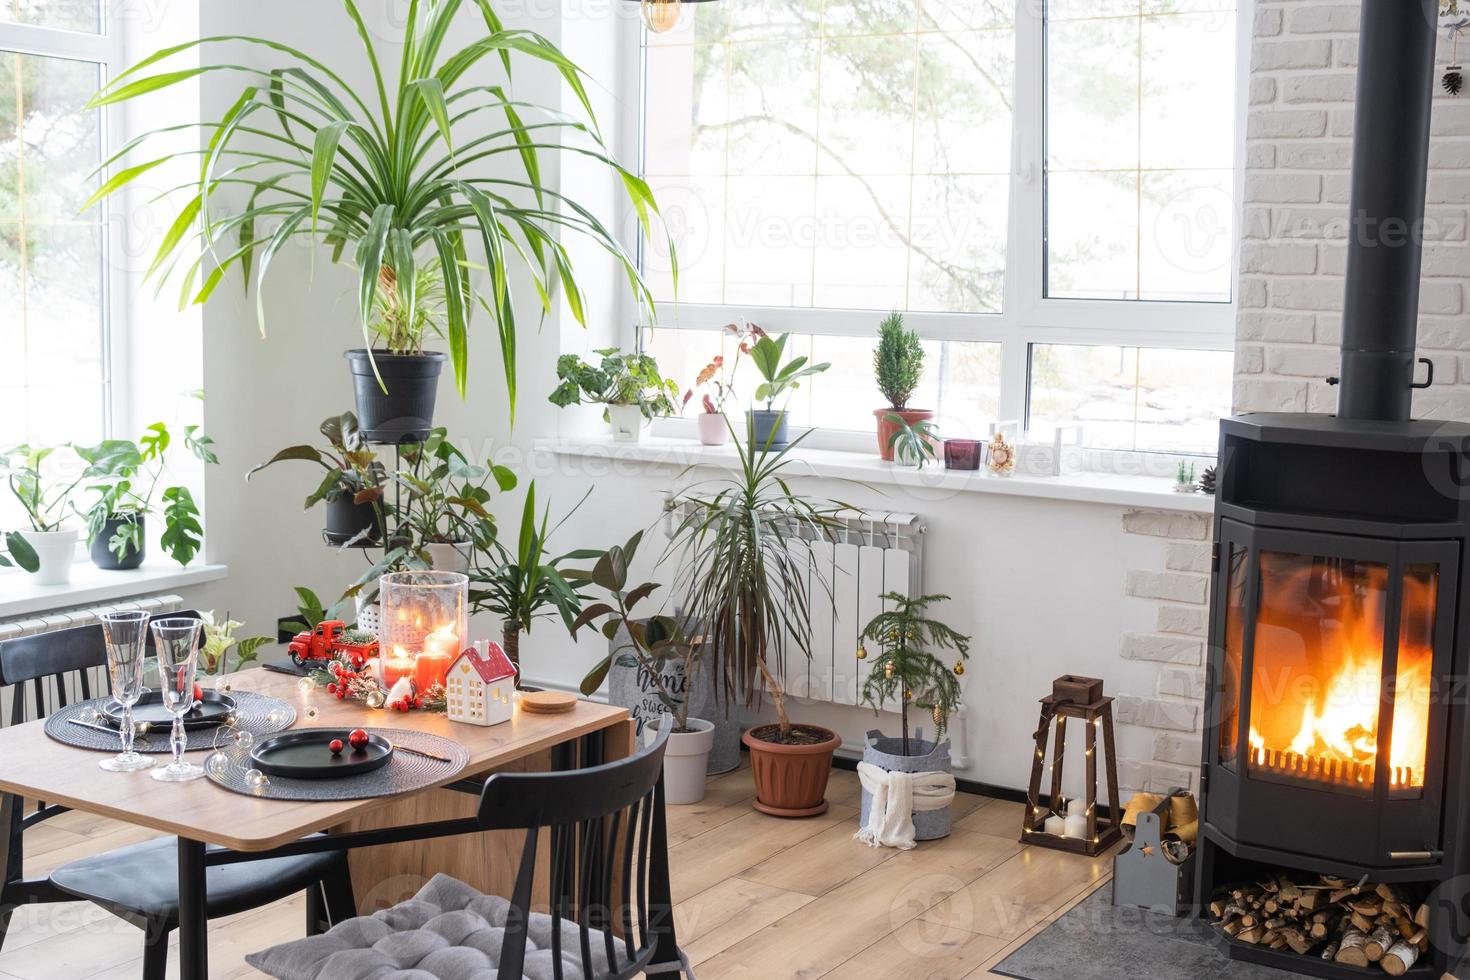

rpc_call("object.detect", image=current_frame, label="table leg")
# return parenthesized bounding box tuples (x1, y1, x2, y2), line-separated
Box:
(177, 837, 208, 980)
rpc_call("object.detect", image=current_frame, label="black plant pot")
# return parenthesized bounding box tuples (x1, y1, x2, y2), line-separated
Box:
(747, 409, 789, 450)
(91, 514, 145, 570)
(323, 493, 383, 547)
(345, 349, 446, 444)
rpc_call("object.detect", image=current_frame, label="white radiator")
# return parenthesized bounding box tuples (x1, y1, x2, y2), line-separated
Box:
(663, 500, 924, 706)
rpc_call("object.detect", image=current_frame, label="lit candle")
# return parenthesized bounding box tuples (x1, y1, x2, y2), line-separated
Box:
(414, 651, 452, 692)
(383, 646, 416, 689)
(1043, 814, 1065, 837)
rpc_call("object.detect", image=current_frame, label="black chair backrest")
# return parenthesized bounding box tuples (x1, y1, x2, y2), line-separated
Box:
(0, 609, 203, 726)
(476, 726, 676, 980)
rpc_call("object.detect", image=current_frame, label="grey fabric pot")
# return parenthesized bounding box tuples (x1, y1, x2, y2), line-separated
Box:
(605, 621, 739, 775)
(859, 729, 953, 841)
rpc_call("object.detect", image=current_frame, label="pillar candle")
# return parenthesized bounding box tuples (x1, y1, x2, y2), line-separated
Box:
(414, 652, 453, 692)
(1043, 814, 1065, 837)
(1063, 814, 1088, 839)
(383, 652, 416, 689)
(1066, 798, 1087, 817)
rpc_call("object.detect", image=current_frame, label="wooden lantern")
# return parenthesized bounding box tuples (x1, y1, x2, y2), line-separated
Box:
(1020, 678, 1122, 857)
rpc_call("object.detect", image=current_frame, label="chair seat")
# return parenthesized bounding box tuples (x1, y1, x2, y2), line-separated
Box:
(51, 834, 347, 925)
(247, 873, 619, 980)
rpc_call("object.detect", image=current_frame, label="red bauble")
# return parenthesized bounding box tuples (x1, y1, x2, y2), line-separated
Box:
(328, 739, 344, 756)
(348, 728, 369, 749)
(191, 683, 203, 703)
(326, 682, 338, 694)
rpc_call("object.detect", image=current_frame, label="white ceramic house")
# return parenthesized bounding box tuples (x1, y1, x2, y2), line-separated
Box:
(445, 641, 517, 726)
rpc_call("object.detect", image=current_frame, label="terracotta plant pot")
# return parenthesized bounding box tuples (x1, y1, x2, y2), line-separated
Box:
(874, 408, 935, 461)
(743, 723, 840, 818)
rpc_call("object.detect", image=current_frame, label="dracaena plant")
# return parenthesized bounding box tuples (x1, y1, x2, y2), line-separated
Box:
(84, 0, 673, 417)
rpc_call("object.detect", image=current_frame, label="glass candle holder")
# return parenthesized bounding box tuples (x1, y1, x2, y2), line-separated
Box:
(380, 570, 468, 694)
(943, 438, 984, 471)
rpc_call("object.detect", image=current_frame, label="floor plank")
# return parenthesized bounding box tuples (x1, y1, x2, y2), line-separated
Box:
(924, 844, 1111, 942)
(669, 804, 856, 904)
(823, 919, 1009, 980)
(674, 876, 816, 965)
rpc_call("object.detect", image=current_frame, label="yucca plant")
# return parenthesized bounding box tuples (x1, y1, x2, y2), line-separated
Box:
(83, 0, 672, 417)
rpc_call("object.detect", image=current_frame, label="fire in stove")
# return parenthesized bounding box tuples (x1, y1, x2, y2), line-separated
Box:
(1240, 555, 1437, 795)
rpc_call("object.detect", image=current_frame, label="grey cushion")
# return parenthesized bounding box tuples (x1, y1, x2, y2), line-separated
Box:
(246, 874, 613, 980)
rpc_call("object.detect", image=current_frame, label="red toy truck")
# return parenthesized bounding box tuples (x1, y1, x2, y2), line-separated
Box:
(287, 620, 379, 669)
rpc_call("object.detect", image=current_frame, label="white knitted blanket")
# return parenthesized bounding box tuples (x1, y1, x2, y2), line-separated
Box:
(854, 762, 956, 850)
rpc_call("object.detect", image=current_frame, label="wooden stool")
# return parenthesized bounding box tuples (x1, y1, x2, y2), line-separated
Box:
(1020, 693, 1122, 856)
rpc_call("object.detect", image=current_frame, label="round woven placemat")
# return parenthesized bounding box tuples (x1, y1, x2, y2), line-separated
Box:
(205, 727, 469, 801)
(44, 692, 296, 753)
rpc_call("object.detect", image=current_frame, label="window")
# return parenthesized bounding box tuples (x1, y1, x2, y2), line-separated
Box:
(635, 0, 1242, 457)
(0, 4, 115, 452)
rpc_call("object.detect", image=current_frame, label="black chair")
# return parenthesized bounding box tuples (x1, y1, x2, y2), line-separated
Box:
(247, 725, 687, 979)
(0, 616, 356, 980)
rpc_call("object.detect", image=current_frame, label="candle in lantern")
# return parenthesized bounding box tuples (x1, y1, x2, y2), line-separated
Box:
(383, 646, 417, 689)
(414, 651, 452, 692)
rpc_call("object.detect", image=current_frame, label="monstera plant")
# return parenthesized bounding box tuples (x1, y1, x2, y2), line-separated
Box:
(85, 0, 672, 432)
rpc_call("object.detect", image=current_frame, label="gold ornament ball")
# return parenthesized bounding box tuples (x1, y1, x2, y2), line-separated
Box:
(884, 661, 895, 680)
(856, 645, 867, 661)
(954, 662, 965, 676)
(904, 689, 914, 701)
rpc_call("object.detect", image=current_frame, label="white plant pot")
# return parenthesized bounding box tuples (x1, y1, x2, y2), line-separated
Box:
(21, 528, 79, 586)
(355, 596, 382, 635)
(424, 541, 472, 574)
(656, 715, 716, 805)
(697, 413, 730, 446)
(608, 405, 646, 443)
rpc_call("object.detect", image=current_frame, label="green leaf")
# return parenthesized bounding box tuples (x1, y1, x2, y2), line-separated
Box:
(3, 532, 38, 573)
(579, 656, 612, 696)
(309, 121, 352, 235)
(246, 445, 323, 479)
(159, 485, 203, 566)
(410, 77, 454, 153)
(78, 157, 169, 213)
(89, 67, 208, 108)
(356, 203, 395, 331)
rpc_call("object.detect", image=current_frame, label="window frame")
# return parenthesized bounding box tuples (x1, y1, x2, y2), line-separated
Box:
(0, 11, 128, 445)
(621, 0, 1252, 451)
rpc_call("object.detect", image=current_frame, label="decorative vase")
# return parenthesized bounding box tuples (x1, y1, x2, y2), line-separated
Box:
(607, 404, 646, 443)
(323, 493, 382, 546)
(345, 349, 446, 444)
(424, 540, 473, 574)
(607, 619, 739, 774)
(743, 723, 840, 818)
(697, 412, 729, 446)
(21, 528, 79, 586)
(943, 439, 983, 471)
(657, 715, 716, 805)
(875, 408, 935, 462)
(859, 730, 954, 841)
(747, 409, 788, 450)
(90, 514, 145, 570)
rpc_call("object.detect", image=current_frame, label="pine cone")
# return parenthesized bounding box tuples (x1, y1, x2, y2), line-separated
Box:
(1446, 68, 1464, 97)
(1197, 465, 1217, 495)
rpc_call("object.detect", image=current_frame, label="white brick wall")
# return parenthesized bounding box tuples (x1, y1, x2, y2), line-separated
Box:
(1236, 0, 1470, 416)
(1117, 510, 1211, 794)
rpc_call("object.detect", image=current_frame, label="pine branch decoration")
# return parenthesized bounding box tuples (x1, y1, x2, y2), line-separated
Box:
(859, 592, 972, 753)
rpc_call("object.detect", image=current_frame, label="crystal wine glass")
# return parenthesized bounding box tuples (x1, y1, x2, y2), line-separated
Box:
(98, 610, 155, 772)
(149, 617, 206, 782)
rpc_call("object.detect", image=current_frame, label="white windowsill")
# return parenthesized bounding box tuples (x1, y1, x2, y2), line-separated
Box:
(535, 436, 1217, 514)
(0, 563, 229, 621)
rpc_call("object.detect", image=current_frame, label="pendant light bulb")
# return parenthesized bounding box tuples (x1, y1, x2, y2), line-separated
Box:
(641, 0, 684, 34)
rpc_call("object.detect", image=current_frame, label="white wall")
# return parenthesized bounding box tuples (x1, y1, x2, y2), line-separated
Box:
(126, 0, 1210, 795)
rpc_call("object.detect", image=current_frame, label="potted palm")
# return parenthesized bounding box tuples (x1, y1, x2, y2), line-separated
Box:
(574, 532, 713, 804)
(747, 333, 830, 450)
(85, 0, 672, 431)
(857, 593, 971, 842)
(248, 413, 387, 547)
(548, 349, 679, 443)
(666, 424, 855, 817)
(2, 446, 87, 585)
(347, 263, 449, 442)
(469, 482, 598, 668)
(873, 313, 932, 461)
(76, 422, 219, 570)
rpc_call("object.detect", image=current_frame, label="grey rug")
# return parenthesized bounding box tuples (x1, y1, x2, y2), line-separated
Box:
(992, 886, 1297, 980)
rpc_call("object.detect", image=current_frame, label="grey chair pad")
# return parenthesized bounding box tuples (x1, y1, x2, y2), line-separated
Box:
(246, 873, 614, 980)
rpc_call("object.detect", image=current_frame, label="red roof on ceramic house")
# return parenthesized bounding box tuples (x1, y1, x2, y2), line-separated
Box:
(450, 643, 518, 684)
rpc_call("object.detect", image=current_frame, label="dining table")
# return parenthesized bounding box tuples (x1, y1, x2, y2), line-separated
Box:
(0, 667, 635, 980)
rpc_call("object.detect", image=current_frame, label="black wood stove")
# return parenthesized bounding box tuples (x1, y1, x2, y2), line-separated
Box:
(1196, 1, 1470, 976)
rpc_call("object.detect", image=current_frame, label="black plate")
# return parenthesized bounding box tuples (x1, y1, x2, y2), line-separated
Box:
(101, 689, 237, 731)
(249, 729, 393, 779)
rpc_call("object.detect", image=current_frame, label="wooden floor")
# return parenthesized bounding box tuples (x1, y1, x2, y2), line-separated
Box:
(0, 762, 1112, 979)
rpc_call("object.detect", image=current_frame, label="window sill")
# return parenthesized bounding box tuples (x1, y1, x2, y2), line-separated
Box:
(0, 562, 229, 622)
(535, 436, 1217, 514)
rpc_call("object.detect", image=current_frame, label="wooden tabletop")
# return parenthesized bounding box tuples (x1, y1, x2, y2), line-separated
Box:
(0, 668, 629, 852)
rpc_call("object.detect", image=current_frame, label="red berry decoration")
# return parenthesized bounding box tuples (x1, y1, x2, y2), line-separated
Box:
(328, 739, 344, 756)
(348, 728, 369, 750)
(326, 682, 338, 694)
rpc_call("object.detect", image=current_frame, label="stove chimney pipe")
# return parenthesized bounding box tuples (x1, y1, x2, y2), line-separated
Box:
(1336, 0, 1438, 422)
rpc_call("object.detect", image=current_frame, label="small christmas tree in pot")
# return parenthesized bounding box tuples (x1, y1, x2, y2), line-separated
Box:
(857, 592, 971, 843)
(873, 312, 934, 461)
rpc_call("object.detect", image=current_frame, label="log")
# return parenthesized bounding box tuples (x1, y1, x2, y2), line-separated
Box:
(1237, 926, 1265, 945)
(1350, 910, 1377, 934)
(1413, 904, 1430, 930)
(1282, 928, 1313, 955)
(1321, 939, 1339, 961)
(1381, 940, 1420, 977)
(1364, 924, 1395, 962)
(1298, 890, 1323, 912)
(1334, 929, 1369, 967)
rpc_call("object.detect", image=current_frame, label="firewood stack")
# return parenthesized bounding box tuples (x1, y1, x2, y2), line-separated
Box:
(1209, 877, 1430, 975)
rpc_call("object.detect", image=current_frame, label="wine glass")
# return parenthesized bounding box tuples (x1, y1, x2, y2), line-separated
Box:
(149, 617, 206, 783)
(98, 610, 155, 772)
